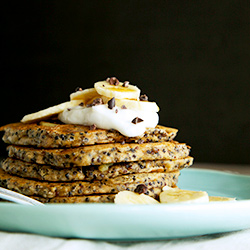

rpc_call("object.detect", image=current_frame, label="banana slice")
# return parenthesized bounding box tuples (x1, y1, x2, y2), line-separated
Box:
(21, 100, 82, 123)
(159, 189, 209, 204)
(162, 186, 179, 191)
(116, 99, 159, 112)
(115, 191, 159, 204)
(71, 88, 159, 112)
(101, 96, 159, 112)
(39, 121, 58, 127)
(70, 88, 102, 105)
(209, 196, 236, 202)
(94, 81, 140, 100)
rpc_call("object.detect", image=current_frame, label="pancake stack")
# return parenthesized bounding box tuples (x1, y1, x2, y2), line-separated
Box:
(0, 121, 193, 203)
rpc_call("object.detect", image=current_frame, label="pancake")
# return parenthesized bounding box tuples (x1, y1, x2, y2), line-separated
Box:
(32, 194, 117, 203)
(7, 141, 190, 168)
(0, 122, 178, 148)
(0, 168, 179, 198)
(1, 157, 193, 182)
(31, 187, 165, 203)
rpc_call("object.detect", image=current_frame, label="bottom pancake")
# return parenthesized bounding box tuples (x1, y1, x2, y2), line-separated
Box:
(31, 187, 166, 204)
(32, 194, 116, 203)
(32, 185, 171, 203)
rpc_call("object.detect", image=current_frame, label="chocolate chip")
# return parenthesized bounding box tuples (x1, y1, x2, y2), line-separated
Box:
(87, 98, 103, 107)
(110, 77, 119, 85)
(75, 87, 83, 91)
(122, 81, 129, 87)
(108, 97, 115, 109)
(115, 108, 118, 113)
(134, 184, 147, 194)
(139, 94, 148, 101)
(131, 117, 144, 124)
(89, 124, 97, 130)
(107, 77, 119, 85)
(121, 105, 127, 109)
(91, 98, 103, 106)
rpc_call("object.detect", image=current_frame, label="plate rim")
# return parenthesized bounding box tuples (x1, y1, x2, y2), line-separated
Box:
(183, 167, 250, 177)
(0, 168, 250, 240)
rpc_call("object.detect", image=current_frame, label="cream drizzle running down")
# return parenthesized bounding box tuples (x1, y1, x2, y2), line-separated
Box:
(58, 104, 159, 137)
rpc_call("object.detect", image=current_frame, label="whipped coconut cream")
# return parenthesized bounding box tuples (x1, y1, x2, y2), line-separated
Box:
(58, 105, 159, 137)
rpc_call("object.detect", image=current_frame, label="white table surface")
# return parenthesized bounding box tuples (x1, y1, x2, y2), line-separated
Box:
(1, 163, 250, 250)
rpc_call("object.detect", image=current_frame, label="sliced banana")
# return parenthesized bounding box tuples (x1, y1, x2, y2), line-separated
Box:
(159, 189, 209, 204)
(94, 81, 140, 100)
(70, 88, 102, 105)
(114, 191, 159, 204)
(118, 99, 159, 112)
(21, 100, 82, 123)
(39, 121, 58, 127)
(71, 88, 159, 112)
(101, 96, 159, 112)
(162, 186, 179, 191)
(209, 196, 236, 202)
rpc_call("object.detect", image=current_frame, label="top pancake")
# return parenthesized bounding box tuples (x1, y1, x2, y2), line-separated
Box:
(0, 122, 178, 148)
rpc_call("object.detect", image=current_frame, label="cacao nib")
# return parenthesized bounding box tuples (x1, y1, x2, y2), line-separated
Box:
(122, 81, 129, 87)
(131, 117, 144, 124)
(139, 94, 148, 101)
(108, 97, 115, 109)
(134, 184, 147, 194)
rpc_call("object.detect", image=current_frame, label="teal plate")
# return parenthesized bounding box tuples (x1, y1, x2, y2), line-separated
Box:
(0, 168, 250, 240)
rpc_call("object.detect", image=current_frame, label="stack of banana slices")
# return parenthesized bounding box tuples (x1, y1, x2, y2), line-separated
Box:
(0, 77, 195, 204)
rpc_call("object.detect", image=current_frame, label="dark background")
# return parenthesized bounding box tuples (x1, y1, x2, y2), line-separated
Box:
(1, 1, 250, 164)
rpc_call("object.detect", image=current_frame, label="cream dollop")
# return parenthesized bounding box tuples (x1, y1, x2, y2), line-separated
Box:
(58, 105, 159, 137)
